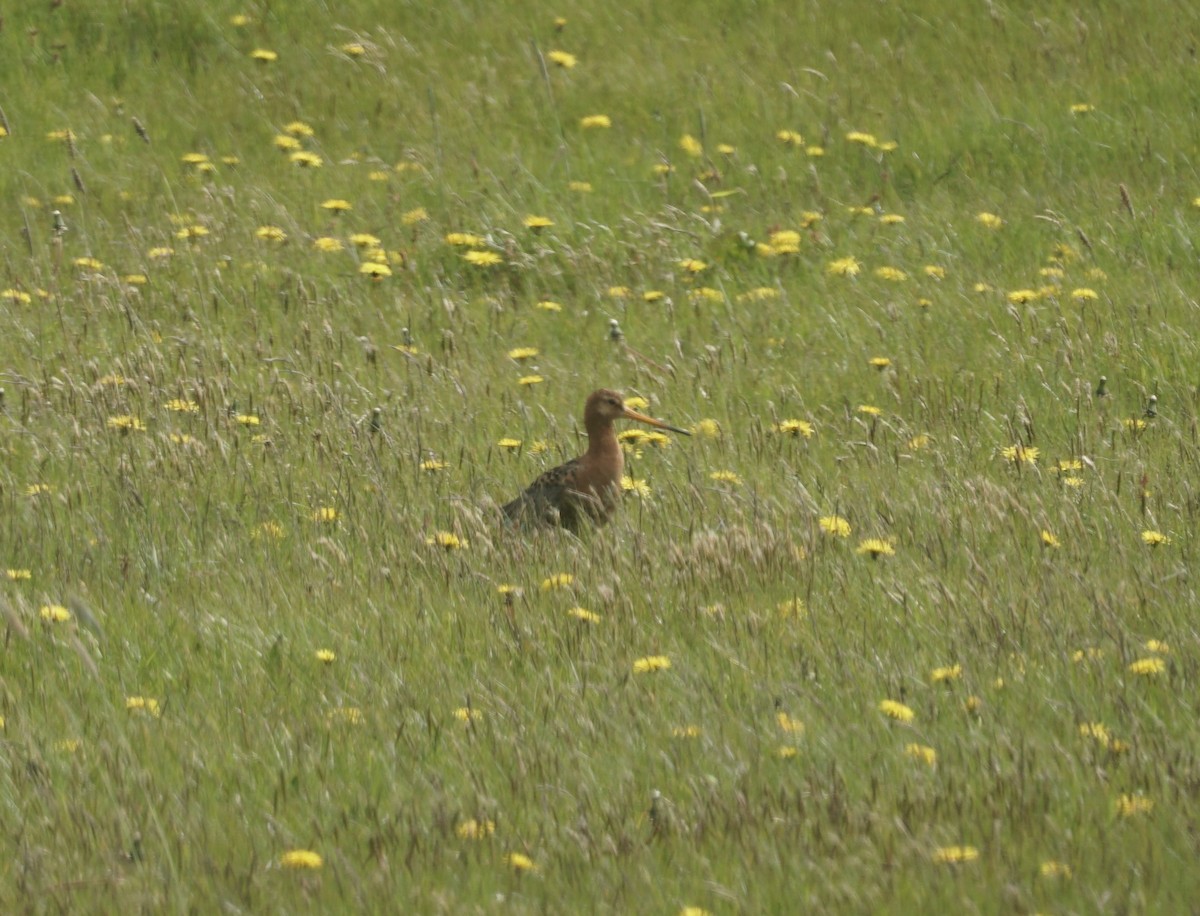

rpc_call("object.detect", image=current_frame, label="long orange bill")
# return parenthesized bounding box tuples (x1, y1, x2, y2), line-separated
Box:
(623, 407, 692, 435)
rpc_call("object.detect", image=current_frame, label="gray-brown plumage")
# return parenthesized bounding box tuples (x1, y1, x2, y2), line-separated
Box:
(501, 389, 689, 530)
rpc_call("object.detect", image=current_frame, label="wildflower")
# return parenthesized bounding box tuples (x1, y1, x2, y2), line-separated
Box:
(426, 531, 466, 550)
(313, 237, 343, 252)
(1115, 794, 1154, 817)
(819, 516, 851, 538)
(2, 289, 32, 304)
(1071, 288, 1099, 301)
(401, 207, 429, 226)
(1041, 530, 1061, 549)
(673, 725, 702, 738)
(464, 249, 503, 267)
(642, 290, 665, 302)
(148, 246, 174, 259)
(580, 114, 612, 129)
(360, 262, 392, 278)
(497, 584, 520, 597)
(312, 507, 338, 523)
(328, 707, 363, 725)
(280, 850, 322, 869)
(776, 129, 804, 146)
(255, 522, 285, 540)
(517, 375, 543, 386)
(1007, 288, 1038, 304)
(964, 695, 982, 714)
(621, 477, 651, 497)
(633, 655, 671, 674)
(1145, 639, 1170, 655)
(250, 49, 278, 62)
(879, 213, 905, 225)
(826, 256, 861, 277)
(976, 212, 1003, 229)
(776, 712, 804, 734)
(273, 134, 301, 150)
(905, 743, 937, 767)
(107, 415, 146, 432)
(289, 151, 323, 168)
(165, 399, 200, 413)
(608, 285, 631, 298)
(6, 570, 31, 581)
(775, 419, 814, 438)
(879, 699, 914, 722)
(507, 347, 538, 361)
(737, 287, 779, 302)
(40, 604, 72, 622)
(453, 707, 482, 723)
(1124, 418, 1148, 432)
(1070, 103, 1095, 114)
(236, 414, 260, 426)
(536, 299, 563, 312)
(858, 538, 895, 559)
(420, 459, 447, 472)
(498, 438, 522, 450)
(126, 696, 161, 717)
(908, 435, 930, 450)
(1000, 444, 1039, 464)
(679, 258, 708, 273)
(857, 405, 882, 417)
(931, 664, 962, 684)
(869, 357, 891, 370)
(777, 598, 805, 619)
(874, 266, 908, 282)
(845, 131, 878, 147)
(1128, 657, 1165, 676)
(1141, 530, 1169, 547)
(568, 607, 601, 624)
(709, 470, 741, 485)
(505, 852, 536, 872)
(777, 746, 799, 759)
(541, 573, 573, 591)
(320, 199, 352, 213)
(547, 49, 577, 68)
(341, 42, 366, 56)
(255, 225, 287, 243)
(924, 265, 946, 279)
(1040, 860, 1073, 879)
(74, 257, 105, 270)
(933, 846, 979, 864)
(692, 419, 721, 438)
(568, 181, 592, 193)
(456, 819, 495, 840)
(679, 134, 703, 157)
(523, 214, 553, 230)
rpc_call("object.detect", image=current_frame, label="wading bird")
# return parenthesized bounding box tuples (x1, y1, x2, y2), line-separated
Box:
(501, 389, 689, 530)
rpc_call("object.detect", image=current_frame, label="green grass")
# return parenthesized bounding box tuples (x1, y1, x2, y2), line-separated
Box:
(2, 1, 1199, 911)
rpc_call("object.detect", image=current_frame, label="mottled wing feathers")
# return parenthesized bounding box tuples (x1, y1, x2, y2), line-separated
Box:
(502, 458, 583, 529)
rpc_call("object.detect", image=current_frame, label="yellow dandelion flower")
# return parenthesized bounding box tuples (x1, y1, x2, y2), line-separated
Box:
(1041, 530, 1061, 549)
(1145, 639, 1170, 655)
(235, 414, 260, 426)
(775, 419, 814, 438)
(453, 706, 482, 723)
(568, 607, 601, 624)
(536, 299, 563, 311)
(40, 604, 72, 622)
(250, 48, 278, 62)
(505, 852, 536, 872)
(905, 743, 937, 767)
(2, 289, 33, 304)
(642, 290, 665, 302)
(507, 347, 539, 361)
(74, 256, 105, 270)
(360, 262, 392, 278)
(869, 356, 891, 369)
(320, 199, 352, 213)
(255, 521, 285, 540)
(547, 50, 577, 68)
(1115, 794, 1154, 817)
(523, 214, 554, 230)
(679, 134, 703, 157)
(879, 213, 906, 225)
(1128, 657, 1165, 676)
(107, 415, 146, 432)
(693, 418, 721, 438)
(776, 712, 804, 734)
(933, 845, 979, 864)
(280, 850, 322, 869)
(273, 134, 302, 150)
(517, 375, 543, 386)
(879, 699, 914, 722)
(255, 226, 287, 242)
(1141, 530, 1169, 547)
(6, 570, 32, 581)
(426, 531, 466, 550)
(464, 249, 503, 267)
(874, 266, 908, 282)
(456, 819, 495, 840)
(678, 258, 708, 273)
(1070, 103, 1094, 114)
(826, 256, 861, 277)
(819, 516, 851, 538)
(776, 129, 804, 146)
(845, 131, 878, 147)
(931, 664, 962, 684)
(580, 114, 611, 129)
(673, 725, 702, 738)
(1040, 860, 1073, 879)
(568, 180, 592, 193)
(312, 507, 338, 523)
(420, 459, 447, 472)
(857, 405, 882, 417)
(633, 655, 671, 674)
(777, 598, 805, 618)
(777, 746, 799, 759)
(621, 476, 651, 497)
(541, 573, 573, 591)
(313, 237, 343, 252)
(709, 470, 741, 485)
(923, 265, 946, 279)
(126, 696, 161, 717)
(289, 151, 323, 168)
(1000, 444, 1039, 464)
(165, 399, 199, 413)
(976, 212, 1003, 229)
(328, 707, 363, 725)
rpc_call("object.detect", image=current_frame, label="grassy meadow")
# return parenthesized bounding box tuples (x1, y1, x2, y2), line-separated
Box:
(3, 0, 1200, 911)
